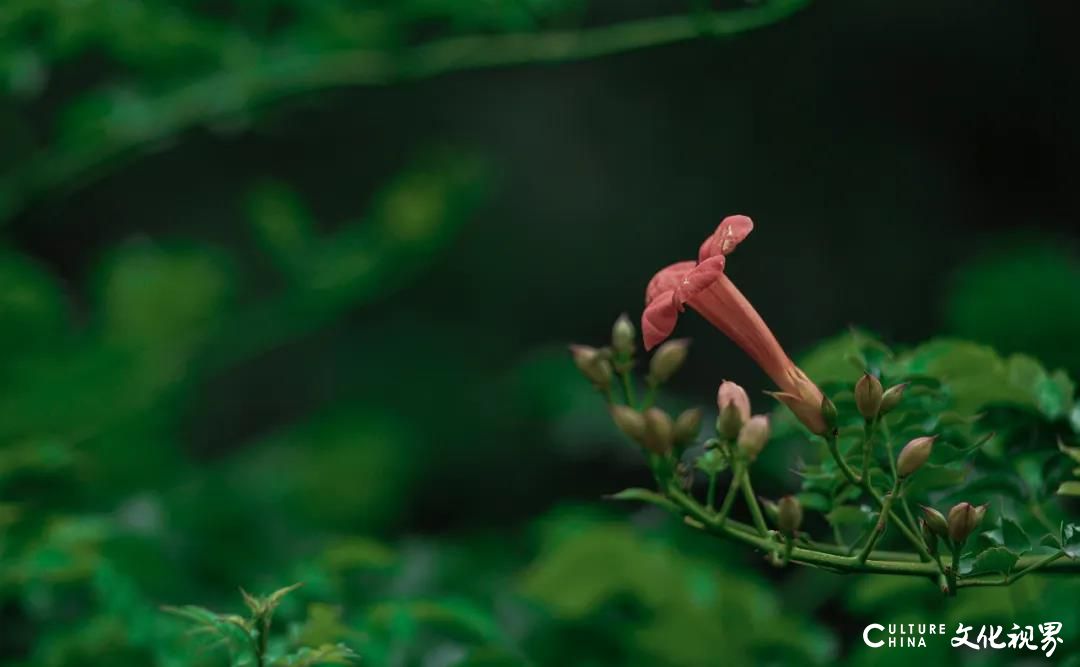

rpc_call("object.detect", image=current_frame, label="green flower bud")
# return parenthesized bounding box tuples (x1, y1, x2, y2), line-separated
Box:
(569, 344, 613, 388)
(647, 339, 690, 384)
(673, 408, 703, 446)
(777, 495, 803, 536)
(642, 407, 675, 456)
(947, 502, 987, 545)
(610, 405, 646, 444)
(736, 415, 770, 462)
(611, 313, 636, 357)
(717, 405, 743, 441)
(820, 395, 838, 432)
(879, 383, 908, 415)
(855, 373, 884, 420)
(896, 435, 936, 477)
(920, 505, 949, 538)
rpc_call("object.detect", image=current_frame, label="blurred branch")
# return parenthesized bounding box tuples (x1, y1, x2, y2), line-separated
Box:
(0, 0, 809, 223)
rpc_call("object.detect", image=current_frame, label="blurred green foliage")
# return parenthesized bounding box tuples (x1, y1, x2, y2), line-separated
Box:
(1, 0, 1079, 665)
(944, 240, 1080, 377)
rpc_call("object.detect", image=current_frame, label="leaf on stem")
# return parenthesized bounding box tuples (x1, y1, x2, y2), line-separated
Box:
(605, 488, 680, 513)
(968, 546, 1019, 575)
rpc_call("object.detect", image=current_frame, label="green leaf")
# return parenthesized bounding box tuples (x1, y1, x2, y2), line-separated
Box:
(824, 505, 874, 529)
(1059, 439, 1080, 465)
(605, 488, 679, 513)
(794, 492, 830, 512)
(1063, 524, 1080, 559)
(1040, 533, 1063, 549)
(903, 463, 967, 496)
(1057, 481, 1080, 497)
(1000, 517, 1031, 555)
(970, 546, 1019, 575)
(272, 644, 358, 666)
(694, 449, 729, 476)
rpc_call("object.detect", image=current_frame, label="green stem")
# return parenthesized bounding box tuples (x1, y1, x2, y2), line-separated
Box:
(256, 616, 269, 667)
(825, 432, 862, 487)
(861, 419, 876, 487)
(882, 421, 924, 543)
(739, 467, 769, 537)
(618, 367, 637, 407)
(706, 472, 719, 512)
(715, 472, 740, 525)
(642, 382, 658, 409)
(645, 488, 1080, 582)
(667, 488, 940, 577)
(777, 534, 795, 566)
(824, 433, 939, 568)
(946, 546, 961, 596)
(856, 477, 899, 564)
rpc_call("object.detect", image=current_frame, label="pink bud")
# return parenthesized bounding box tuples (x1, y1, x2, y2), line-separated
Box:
(717, 381, 751, 422)
(736, 415, 770, 461)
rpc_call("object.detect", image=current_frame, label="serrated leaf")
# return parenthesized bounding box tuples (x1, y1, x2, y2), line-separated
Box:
(266, 582, 304, 610)
(1000, 517, 1032, 555)
(163, 604, 253, 650)
(1040, 533, 1063, 549)
(970, 546, 1019, 575)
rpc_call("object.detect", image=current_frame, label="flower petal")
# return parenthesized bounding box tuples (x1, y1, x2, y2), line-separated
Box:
(698, 215, 754, 262)
(645, 260, 696, 305)
(674, 255, 726, 306)
(642, 289, 680, 351)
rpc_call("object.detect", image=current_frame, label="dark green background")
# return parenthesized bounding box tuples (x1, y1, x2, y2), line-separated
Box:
(2, 1, 1080, 665)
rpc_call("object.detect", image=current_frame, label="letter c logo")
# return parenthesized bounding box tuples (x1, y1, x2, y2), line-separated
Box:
(863, 624, 885, 648)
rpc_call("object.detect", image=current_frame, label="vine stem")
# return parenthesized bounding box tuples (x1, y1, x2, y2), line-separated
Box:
(882, 419, 924, 541)
(715, 468, 740, 524)
(667, 488, 939, 577)
(739, 466, 769, 537)
(861, 419, 876, 486)
(824, 432, 940, 568)
(706, 471, 719, 511)
(654, 488, 1080, 582)
(617, 366, 637, 406)
(855, 477, 900, 564)
(947, 546, 961, 596)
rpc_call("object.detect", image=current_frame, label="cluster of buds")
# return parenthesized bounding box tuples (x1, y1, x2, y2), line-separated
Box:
(573, 314, 701, 459)
(717, 381, 771, 462)
(610, 404, 702, 456)
(570, 314, 693, 395)
(569, 344, 613, 391)
(854, 373, 908, 421)
(921, 502, 988, 552)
